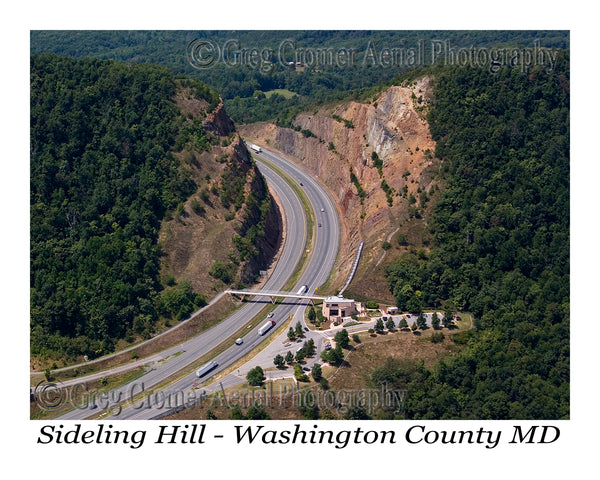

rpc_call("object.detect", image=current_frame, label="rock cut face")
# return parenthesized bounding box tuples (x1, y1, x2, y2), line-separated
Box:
(241, 77, 437, 291)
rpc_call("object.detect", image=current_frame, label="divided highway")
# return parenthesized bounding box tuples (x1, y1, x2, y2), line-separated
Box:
(55, 145, 340, 420)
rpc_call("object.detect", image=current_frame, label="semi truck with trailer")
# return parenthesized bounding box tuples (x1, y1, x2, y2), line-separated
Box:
(296, 285, 308, 296)
(249, 144, 262, 153)
(196, 361, 218, 378)
(258, 319, 276, 335)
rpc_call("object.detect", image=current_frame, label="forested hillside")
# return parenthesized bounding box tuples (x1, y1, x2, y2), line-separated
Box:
(380, 56, 569, 418)
(30, 31, 569, 125)
(30, 54, 278, 363)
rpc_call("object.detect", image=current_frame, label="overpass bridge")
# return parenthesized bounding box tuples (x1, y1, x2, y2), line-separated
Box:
(225, 289, 327, 303)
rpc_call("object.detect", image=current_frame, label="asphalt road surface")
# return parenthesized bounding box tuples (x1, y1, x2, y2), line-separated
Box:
(55, 145, 340, 420)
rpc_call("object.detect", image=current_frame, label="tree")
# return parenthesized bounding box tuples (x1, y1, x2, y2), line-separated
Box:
(344, 405, 371, 420)
(323, 345, 344, 365)
(432, 312, 441, 330)
(285, 351, 294, 364)
(406, 291, 423, 314)
(159, 279, 205, 321)
(287, 327, 296, 341)
(294, 363, 308, 381)
(295, 348, 306, 363)
(209, 260, 234, 284)
(228, 404, 245, 420)
(311, 363, 322, 382)
(246, 404, 269, 419)
(334, 329, 350, 348)
(305, 338, 315, 356)
(295, 321, 304, 338)
(246, 366, 264, 386)
(352, 333, 361, 343)
(299, 400, 320, 420)
(443, 311, 454, 328)
(395, 283, 414, 311)
(331, 345, 344, 365)
(399, 317, 408, 329)
(307, 305, 316, 323)
(386, 317, 396, 330)
(375, 318, 385, 334)
(319, 376, 329, 390)
(417, 312, 427, 330)
(273, 354, 285, 368)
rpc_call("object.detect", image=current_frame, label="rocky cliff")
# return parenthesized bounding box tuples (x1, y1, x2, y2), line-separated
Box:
(159, 87, 282, 297)
(202, 101, 236, 137)
(240, 77, 438, 298)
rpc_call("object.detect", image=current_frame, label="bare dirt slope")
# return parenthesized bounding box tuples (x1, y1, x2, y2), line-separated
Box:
(241, 77, 439, 301)
(159, 90, 282, 301)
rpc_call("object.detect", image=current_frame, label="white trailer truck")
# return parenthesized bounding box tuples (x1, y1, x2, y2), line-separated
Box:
(296, 285, 308, 295)
(258, 319, 276, 335)
(196, 361, 218, 377)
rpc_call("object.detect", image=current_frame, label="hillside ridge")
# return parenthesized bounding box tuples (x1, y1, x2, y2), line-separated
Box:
(240, 77, 437, 298)
(30, 55, 281, 368)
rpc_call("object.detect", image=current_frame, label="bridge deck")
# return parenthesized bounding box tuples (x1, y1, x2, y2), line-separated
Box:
(225, 289, 327, 301)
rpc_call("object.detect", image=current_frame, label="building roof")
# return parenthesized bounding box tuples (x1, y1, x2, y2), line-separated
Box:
(325, 295, 355, 303)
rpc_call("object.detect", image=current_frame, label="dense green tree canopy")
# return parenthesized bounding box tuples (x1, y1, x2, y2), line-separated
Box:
(382, 54, 570, 419)
(30, 54, 217, 360)
(31, 31, 569, 125)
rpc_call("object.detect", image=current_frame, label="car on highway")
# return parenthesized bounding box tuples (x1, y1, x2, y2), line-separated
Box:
(235, 338, 243, 345)
(320, 208, 325, 212)
(267, 313, 274, 318)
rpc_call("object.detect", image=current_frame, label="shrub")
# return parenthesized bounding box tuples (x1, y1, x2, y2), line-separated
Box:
(191, 198, 205, 215)
(366, 300, 379, 310)
(209, 260, 235, 284)
(431, 332, 445, 343)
